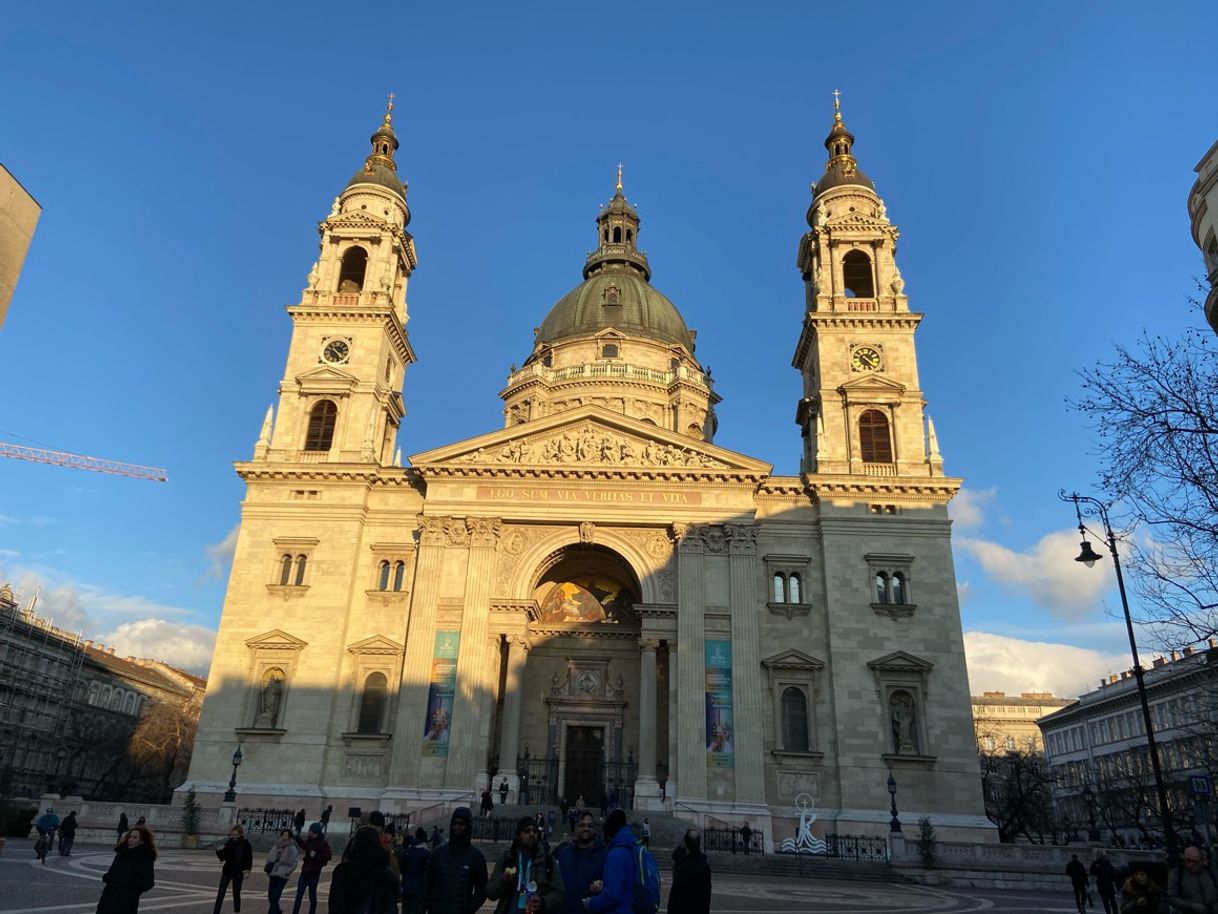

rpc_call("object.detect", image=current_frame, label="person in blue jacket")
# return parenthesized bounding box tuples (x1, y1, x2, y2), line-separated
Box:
(583, 809, 635, 914)
(556, 811, 605, 914)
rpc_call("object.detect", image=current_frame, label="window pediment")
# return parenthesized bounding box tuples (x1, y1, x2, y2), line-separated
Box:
(245, 629, 308, 651)
(295, 365, 360, 396)
(838, 373, 906, 395)
(762, 649, 825, 673)
(347, 635, 405, 656)
(867, 650, 933, 674)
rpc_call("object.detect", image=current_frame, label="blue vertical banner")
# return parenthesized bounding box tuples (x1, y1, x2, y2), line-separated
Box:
(705, 639, 734, 769)
(422, 631, 460, 756)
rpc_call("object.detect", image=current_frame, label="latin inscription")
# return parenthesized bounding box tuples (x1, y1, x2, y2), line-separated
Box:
(476, 485, 701, 506)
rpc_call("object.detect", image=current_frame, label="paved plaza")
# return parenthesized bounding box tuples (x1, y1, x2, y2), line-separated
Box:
(0, 840, 1083, 914)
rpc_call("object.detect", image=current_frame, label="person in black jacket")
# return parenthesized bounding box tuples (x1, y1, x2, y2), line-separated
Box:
(213, 824, 253, 914)
(399, 828, 432, 912)
(59, 811, 79, 856)
(97, 827, 157, 914)
(329, 825, 399, 914)
(413, 807, 488, 914)
(668, 829, 711, 914)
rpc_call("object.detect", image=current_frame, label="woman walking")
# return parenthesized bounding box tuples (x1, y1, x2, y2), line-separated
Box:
(96, 826, 156, 914)
(264, 829, 299, 914)
(214, 824, 253, 914)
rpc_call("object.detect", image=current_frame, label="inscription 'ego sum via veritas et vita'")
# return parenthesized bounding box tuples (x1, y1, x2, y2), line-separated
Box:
(476, 485, 701, 505)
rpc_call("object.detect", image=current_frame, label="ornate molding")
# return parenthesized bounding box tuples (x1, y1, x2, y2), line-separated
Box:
(871, 602, 918, 620)
(453, 424, 730, 470)
(639, 637, 661, 652)
(578, 521, 595, 544)
(466, 516, 503, 547)
(725, 523, 759, 555)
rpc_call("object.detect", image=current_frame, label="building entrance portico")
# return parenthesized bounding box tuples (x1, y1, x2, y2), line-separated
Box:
(562, 725, 605, 807)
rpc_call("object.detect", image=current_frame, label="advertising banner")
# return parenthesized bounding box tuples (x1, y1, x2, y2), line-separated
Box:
(422, 631, 460, 756)
(705, 639, 734, 768)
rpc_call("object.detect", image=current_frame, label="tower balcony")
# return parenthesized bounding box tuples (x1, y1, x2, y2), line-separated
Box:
(504, 360, 710, 392)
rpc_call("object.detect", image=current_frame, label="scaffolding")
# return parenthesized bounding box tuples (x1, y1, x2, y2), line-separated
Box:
(0, 591, 85, 796)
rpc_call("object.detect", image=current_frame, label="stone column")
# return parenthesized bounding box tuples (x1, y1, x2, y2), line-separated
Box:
(676, 524, 707, 800)
(727, 523, 765, 803)
(495, 634, 529, 797)
(388, 515, 452, 786)
(446, 517, 501, 789)
(666, 643, 678, 803)
(635, 637, 661, 806)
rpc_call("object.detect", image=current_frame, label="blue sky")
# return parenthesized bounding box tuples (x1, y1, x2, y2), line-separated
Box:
(1, 2, 1215, 690)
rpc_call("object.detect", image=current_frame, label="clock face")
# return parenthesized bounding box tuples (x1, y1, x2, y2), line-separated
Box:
(322, 339, 350, 364)
(851, 346, 882, 371)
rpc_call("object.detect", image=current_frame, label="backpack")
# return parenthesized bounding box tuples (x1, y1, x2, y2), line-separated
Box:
(619, 843, 660, 914)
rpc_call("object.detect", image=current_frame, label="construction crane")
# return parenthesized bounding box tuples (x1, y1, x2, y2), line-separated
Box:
(0, 442, 167, 482)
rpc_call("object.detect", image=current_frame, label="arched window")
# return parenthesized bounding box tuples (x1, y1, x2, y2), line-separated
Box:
(108, 689, 121, 711)
(603, 228, 609, 243)
(604, 286, 620, 305)
(357, 672, 389, 734)
(781, 687, 810, 751)
(612, 226, 622, 243)
(858, 410, 892, 463)
(875, 572, 889, 604)
(294, 554, 307, 586)
(304, 400, 338, 452)
(337, 247, 368, 292)
(378, 561, 391, 591)
(280, 554, 293, 585)
(890, 572, 905, 605)
(842, 250, 875, 298)
(789, 573, 802, 604)
(626, 229, 633, 243)
(123, 693, 137, 715)
(88, 682, 100, 706)
(392, 560, 406, 592)
(773, 573, 785, 603)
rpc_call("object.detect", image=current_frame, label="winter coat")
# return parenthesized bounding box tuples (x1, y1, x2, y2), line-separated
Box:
(1067, 859, 1089, 885)
(585, 827, 639, 914)
(329, 839, 400, 914)
(487, 844, 565, 914)
(96, 844, 155, 914)
(265, 842, 300, 880)
(294, 834, 332, 877)
(36, 812, 61, 834)
(667, 848, 711, 914)
(399, 842, 431, 897)
(412, 839, 488, 914)
(555, 839, 605, 914)
(1091, 859, 1119, 896)
(1121, 877, 1169, 914)
(60, 814, 78, 839)
(1167, 866, 1218, 914)
(216, 837, 254, 875)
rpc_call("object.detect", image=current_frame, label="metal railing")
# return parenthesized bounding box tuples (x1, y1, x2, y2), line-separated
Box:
(236, 808, 298, 834)
(505, 361, 710, 391)
(703, 826, 764, 855)
(822, 834, 889, 862)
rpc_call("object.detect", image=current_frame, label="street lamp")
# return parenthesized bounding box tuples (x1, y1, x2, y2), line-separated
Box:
(888, 772, 902, 833)
(1060, 490, 1177, 860)
(1082, 784, 1099, 842)
(223, 745, 243, 803)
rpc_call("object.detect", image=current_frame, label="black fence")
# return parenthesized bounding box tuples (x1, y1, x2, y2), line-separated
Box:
(517, 755, 559, 806)
(703, 826, 764, 855)
(236, 808, 298, 834)
(822, 834, 889, 862)
(349, 811, 413, 837)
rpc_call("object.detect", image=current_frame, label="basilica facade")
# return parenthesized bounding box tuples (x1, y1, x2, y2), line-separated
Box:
(186, 98, 992, 842)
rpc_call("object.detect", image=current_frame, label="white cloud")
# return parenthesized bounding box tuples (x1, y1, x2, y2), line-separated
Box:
(98, 619, 216, 674)
(964, 631, 1129, 699)
(204, 524, 240, 579)
(956, 528, 1112, 619)
(949, 486, 997, 531)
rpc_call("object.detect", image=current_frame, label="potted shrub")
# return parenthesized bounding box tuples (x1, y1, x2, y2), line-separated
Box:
(181, 788, 201, 849)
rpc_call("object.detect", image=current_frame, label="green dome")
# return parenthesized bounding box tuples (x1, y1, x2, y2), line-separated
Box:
(346, 161, 406, 200)
(538, 271, 695, 351)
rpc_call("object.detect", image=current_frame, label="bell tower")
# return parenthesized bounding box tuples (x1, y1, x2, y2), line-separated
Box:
(256, 97, 418, 467)
(791, 94, 944, 481)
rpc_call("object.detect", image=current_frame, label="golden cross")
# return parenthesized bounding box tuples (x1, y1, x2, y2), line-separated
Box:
(616, 162, 623, 193)
(832, 88, 842, 120)
(385, 91, 396, 123)
(387, 91, 396, 110)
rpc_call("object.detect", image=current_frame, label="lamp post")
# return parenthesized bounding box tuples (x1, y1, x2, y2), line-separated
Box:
(223, 745, 243, 803)
(888, 772, 902, 833)
(1060, 491, 1177, 861)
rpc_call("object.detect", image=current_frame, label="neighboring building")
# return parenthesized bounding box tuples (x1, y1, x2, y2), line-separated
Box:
(0, 164, 41, 329)
(971, 690, 1073, 754)
(1188, 138, 1218, 333)
(188, 98, 992, 842)
(0, 581, 205, 799)
(1038, 646, 1218, 845)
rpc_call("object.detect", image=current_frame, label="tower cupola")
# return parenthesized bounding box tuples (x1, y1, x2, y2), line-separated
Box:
(583, 165, 651, 281)
(345, 94, 408, 208)
(812, 90, 876, 200)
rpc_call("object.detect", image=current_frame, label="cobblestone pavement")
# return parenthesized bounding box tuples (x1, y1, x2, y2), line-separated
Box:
(0, 841, 1082, 913)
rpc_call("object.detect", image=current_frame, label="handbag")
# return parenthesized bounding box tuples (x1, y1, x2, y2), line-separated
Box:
(263, 859, 275, 874)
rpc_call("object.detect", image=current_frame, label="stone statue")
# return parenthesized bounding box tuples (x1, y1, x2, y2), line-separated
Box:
(380, 265, 392, 292)
(890, 268, 905, 295)
(306, 262, 319, 290)
(877, 200, 887, 221)
(330, 196, 340, 217)
(890, 692, 917, 754)
(255, 670, 285, 728)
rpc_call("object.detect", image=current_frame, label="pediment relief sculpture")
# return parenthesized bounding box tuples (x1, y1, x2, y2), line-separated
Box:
(455, 423, 728, 470)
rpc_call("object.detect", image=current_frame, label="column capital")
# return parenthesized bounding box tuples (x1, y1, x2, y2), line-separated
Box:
(639, 637, 661, 653)
(417, 515, 470, 547)
(506, 633, 531, 650)
(466, 516, 503, 547)
(673, 523, 703, 554)
(726, 523, 759, 556)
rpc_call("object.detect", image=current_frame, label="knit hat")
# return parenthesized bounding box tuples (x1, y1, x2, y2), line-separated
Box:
(307, 822, 323, 836)
(516, 815, 538, 835)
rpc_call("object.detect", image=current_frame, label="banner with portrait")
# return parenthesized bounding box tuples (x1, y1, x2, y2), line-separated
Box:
(704, 639, 734, 768)
(422, 631, 460, 756)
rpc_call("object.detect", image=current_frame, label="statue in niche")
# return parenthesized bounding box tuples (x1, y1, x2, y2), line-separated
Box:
(255, 668, 286, 728)
(330, 197, 340, 217)
(889, 690, 918, 755)
(306, 262, 319, 290)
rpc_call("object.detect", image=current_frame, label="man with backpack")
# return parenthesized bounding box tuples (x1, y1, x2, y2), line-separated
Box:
(583, 810, 659, 914)
(487, 816, 565, 914)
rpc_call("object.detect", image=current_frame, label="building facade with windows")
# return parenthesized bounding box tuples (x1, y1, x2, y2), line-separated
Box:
(1038, 646, 1218, 844)
(971, 691, 1073, 754)
(186, 99, 991, 842)
(1188, 138, 1218, 334)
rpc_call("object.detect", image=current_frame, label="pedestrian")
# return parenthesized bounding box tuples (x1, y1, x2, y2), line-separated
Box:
(96, 826, 157, 914)
(738, 822, 752, 856)
(556, 811, 605, 914)
(668, 829, 711, 914)
(1120, 865, 1168, 913)
(320, 805, 332, 834)
(641, 818, 651, 849)
(583, 809, 639, 914)
(292, 809, 306, 836)
(264, 829, 299, 914)
(499, 779, 509, 806)
(574, 796, 586, 814)
(135, 816, 147, 827)
(214, 824, 253, 914)
(366, 811, 399, 879)
(487, 816, 565, 914)
(547, 808, 557, 836)
(566, 808, 578, 836)
(414, 807, 487, 914)
(116, 812, 129, 840)
(329, 825, 398, 914)
(399, 828, 431, 913)
(1091, 851, 1120, 914)
(1167, 846, 1218, 914)
(291, 823, 332, 914)
(60, 810, 78, 856)
(429, 825, 443, 850)
(36, 807, 61, 851)
(559, 796, 570, 822)
(1066, 853, 1089, 914)
(481, 789, 495, 819)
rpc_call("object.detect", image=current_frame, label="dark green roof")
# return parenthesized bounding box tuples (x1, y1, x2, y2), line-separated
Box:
(537, 271, 694, 351)
(815, 161, 875, 195)
(345, 161, 406, 199)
